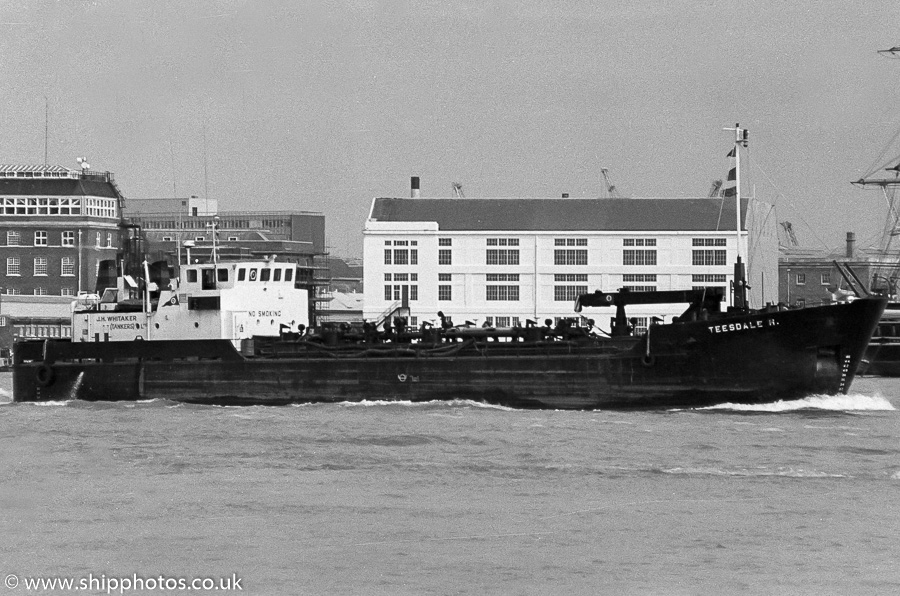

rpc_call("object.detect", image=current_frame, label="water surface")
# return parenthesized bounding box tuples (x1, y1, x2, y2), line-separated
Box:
(2, 375, 899, 595)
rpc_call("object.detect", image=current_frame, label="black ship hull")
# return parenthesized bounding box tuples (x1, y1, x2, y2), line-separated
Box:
(12, 298, 886, 409)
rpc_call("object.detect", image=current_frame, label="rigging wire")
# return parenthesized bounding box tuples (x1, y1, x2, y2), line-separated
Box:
(751, 160, 830, 250)
(861, 122, 900, 179)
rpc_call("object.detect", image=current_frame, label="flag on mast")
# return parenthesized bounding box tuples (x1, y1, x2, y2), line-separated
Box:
(723, 147, 737, 198)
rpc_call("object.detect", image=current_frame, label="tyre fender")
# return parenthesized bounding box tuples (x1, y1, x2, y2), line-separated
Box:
(35, 363, 56, 387)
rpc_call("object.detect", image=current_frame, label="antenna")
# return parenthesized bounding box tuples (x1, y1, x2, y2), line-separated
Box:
(202, 122, 210, 210)
(76, 157, 90, 171)
(44, 96, 48, 165)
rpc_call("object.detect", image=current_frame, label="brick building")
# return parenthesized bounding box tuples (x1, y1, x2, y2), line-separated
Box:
(0, 165, 124, 297)
(779, 232, 896, 306)
(0, 164, 125, 355)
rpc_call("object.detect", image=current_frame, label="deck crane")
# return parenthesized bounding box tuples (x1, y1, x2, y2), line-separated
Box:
(707, 179, 723, 198)
(451, 182, 465, 198)
(600, 168, 620, 198)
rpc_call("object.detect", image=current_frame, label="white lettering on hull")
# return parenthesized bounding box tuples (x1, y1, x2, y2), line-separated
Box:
(708, 318, 779, 335)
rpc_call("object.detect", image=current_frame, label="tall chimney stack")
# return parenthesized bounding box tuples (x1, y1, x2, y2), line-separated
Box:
(846, 232, 856, 259)
(410, 176, 420, 199)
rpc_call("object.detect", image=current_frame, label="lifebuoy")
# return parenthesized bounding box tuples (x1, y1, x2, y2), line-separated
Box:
(641, 354, 656, 367)
(35, 364, 55, 387)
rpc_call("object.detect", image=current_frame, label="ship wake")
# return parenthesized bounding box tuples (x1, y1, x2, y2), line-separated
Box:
(698, 393, 895, 412)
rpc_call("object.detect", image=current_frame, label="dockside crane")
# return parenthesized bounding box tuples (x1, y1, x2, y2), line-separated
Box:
(600, 167, 620, 198)
(779, 221, 799, 247)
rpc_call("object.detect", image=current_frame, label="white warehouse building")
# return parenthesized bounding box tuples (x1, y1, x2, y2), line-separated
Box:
(363, 189, 777, 335)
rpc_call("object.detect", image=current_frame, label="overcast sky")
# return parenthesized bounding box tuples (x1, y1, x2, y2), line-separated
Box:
(2, 0, 899, 257)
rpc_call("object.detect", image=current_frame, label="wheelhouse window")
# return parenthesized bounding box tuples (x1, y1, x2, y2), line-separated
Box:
(202, 268, 217, 289)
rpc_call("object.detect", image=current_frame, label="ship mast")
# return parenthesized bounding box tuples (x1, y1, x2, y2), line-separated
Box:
(724, 123, 749, 310)
(851, 44, 900, 296)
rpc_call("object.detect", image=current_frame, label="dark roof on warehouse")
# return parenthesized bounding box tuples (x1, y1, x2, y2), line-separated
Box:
(369, 198, 749, 231)
(0, 176, 123, 199)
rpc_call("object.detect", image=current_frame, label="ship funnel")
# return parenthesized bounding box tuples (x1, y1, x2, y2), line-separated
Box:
(411, 176, 420, 198)
(846, 232, 856, 259)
